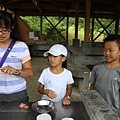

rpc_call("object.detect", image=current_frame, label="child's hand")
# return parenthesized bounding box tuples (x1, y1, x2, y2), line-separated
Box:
(62, 96, 71, 105)
(47, 90, 57, 99)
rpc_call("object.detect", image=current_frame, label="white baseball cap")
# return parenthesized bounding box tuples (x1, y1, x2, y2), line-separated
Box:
(44, 44, 67, 57)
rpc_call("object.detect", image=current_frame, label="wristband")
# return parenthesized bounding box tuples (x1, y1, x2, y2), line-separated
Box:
(66, 96, 70, 99)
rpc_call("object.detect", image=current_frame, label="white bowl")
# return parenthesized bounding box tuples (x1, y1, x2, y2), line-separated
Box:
(37, 100, 50, 106)
(36, 113, 52, 120)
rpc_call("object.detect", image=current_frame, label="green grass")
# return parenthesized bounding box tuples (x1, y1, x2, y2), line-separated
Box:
(68, 27, 104, 45)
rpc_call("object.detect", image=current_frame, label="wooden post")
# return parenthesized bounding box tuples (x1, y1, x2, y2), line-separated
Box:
(84, 0, 91, 42)
(75, 1, 79, 40)
(73, 1, 80, 47)
(40, 16, 43, 40)
(66, 16, 69, 44)
(91, 18, 94, 42)
(115, 5, 119, 34)
(115, 16, 119, 34)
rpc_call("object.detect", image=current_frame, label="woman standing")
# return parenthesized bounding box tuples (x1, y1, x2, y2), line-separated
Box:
(0, 10, 33, 102)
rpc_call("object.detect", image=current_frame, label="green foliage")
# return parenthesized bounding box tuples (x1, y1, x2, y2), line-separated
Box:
(20, 16, 40, 36)
(20, 16, 66, 40)
(20, 16, 116, 43)
(42, 16, 66, 40)
(90, 18, 115, 41)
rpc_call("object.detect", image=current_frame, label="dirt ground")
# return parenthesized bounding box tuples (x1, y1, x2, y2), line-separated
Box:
(26, 57, 80, 102)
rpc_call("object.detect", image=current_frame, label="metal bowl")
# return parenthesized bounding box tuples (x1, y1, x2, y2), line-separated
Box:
(32, 100, 55, 113)
(37, 100, 50, 108)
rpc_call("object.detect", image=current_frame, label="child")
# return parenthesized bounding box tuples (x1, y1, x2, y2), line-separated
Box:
(38, 44, 74, 105)
(89, 34, 120, 116)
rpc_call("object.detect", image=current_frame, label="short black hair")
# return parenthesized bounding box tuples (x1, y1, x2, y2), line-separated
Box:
(0, 10, 20, 40)
(103, 34, 120, 49)
(0, 10, 14, 29)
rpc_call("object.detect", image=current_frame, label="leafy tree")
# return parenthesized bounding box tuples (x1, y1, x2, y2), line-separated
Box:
(20, 16, 67, 41)
(20, 16, 40, 36)
(20, 16, 116, 42)
(90, 18, 115, 41)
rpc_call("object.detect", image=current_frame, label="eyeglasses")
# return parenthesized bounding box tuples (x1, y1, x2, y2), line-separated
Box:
(0, 28, 11, 34)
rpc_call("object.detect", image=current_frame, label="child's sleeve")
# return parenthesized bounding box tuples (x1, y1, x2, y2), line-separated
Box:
(89, 67, 96, 84)
(68, 71, 74, 84)
(38, 70, 45, 85)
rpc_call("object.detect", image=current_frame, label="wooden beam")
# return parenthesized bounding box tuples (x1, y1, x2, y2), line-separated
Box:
(40, 16, 43, 40)
(5, 0, 19, 4)
(74, 1, 79, 40)
(96, 18, 109, 35)
(91, 18, 94, 42)
(32, 0, 42, 14)
(84, 0, 91, 42)
(115, 16, 119, 34)
(115, 5, 120, 34)
(93, 18, 115, 41)
(66, 16, 69, 43)
(43, 16, 66, 40)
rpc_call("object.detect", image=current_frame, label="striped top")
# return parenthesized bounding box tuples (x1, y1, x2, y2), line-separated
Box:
(0, 41, 31, 94)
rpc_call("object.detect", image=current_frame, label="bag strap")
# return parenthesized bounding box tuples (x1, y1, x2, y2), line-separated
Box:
(0, 39, 16, 67)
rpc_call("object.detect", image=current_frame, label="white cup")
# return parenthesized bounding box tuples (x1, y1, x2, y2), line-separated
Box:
(61, 118, 74, 120)
(36, 113, 52, 120)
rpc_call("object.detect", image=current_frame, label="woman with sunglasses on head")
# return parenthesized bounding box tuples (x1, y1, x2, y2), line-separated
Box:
(0, 10, 33, 102)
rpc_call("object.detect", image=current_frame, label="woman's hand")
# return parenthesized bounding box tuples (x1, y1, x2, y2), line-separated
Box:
(0, 65, 18, 75)
(0, 60, 33, 78)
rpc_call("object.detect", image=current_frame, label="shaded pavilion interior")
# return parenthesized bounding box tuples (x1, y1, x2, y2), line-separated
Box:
(0, 0, 120, 45)
(1, 2, 120, 119)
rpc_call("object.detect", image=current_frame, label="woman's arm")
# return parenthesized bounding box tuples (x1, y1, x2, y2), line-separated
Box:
(0, 60, 33, 78)
(19, 60, 33, 78)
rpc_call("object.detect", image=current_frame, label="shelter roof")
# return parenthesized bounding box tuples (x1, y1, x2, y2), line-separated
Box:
(0, 0, 120, 18)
